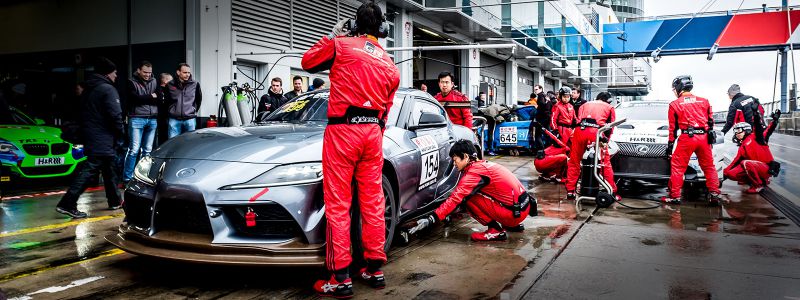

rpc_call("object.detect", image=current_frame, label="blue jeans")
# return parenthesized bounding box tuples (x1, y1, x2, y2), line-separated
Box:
(168, 118, 197, 138)
(123, 117, 157, 181)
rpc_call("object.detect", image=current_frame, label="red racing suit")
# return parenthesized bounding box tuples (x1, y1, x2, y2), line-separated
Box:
(667, 92, 721, 198)
(434, 160, 530, 228)
(435, 90, 473, 128)
(302, 35, 400, 271)
(723, 134, 774, 188)
(534, 145, 568, 179)
(565, 100, 617, 193)
(550, 101, 577, 146)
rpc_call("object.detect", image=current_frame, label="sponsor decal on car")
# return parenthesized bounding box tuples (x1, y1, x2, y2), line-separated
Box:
(412, 135, 439, 190)
(629, 136, 657, 143)
(499, 127, 518, 145)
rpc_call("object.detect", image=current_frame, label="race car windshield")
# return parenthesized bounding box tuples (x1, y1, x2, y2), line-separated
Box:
(8, 107, 36, 125)
(263, 91, 401, 125)
(616, 104, 669, 121)
(263, 93, 329, 123)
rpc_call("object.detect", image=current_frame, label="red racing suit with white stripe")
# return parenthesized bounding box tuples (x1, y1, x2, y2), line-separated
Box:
(550, 101, 577, 146)
(667, 92, 721, 198)
(434, 90, 473, 128)
(723, 134, 774, 187)
(302, 34, 400, 272)
(565, 100, 617, 193)
(434, 160, 530, 228)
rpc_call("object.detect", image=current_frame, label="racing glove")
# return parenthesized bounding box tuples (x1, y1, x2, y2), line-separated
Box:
(771, 109, 782, 122)
(707, 130, 717, 145)
(328, 19, 351, 39)
(407, 214, 437, 235)
(666, 142, 674, 158)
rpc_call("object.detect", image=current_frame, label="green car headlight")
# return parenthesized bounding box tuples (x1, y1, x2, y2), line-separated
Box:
(0, 140, 19, 153)
(225, 162, 323, 189)
(133, 156, 155, 185)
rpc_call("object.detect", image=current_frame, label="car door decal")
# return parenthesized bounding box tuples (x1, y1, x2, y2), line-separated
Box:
(411, 135, 439, 191)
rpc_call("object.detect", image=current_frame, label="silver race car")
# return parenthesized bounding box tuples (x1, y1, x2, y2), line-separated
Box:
(107, 89, 480, 266)
(609, 101, 724, 184)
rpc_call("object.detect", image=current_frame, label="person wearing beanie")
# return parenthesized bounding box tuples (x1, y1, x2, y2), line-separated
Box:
(721, 83, 767, 145)
(56, 56, 124, 218)
(308, 78, 325, 92)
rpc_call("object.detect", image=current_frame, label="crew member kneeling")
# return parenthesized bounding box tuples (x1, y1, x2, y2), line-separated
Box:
(723, 122, 780, 193)
(565, 92, 618, 200)
(534, 139, 568, 182)
(409, 140, 537, 241)
(302, 2, 400, 298)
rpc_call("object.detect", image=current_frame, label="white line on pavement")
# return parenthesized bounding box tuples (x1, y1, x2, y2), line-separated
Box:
(9, 276, 105, 299)
(770, 143, 800, 152)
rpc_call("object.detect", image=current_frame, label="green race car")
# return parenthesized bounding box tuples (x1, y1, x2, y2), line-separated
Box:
(0, 107, 86, 184)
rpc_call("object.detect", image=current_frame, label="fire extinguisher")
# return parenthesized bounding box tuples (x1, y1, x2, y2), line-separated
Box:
(207, 115, 218, 128)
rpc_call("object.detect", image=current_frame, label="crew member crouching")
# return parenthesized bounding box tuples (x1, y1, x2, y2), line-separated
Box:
(408, 140, 537, 241)
(723, 122, 780, 193)
(534, 137, 568, 182)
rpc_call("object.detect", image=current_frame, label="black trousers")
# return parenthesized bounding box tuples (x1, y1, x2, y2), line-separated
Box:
(58, 155, 122, 210)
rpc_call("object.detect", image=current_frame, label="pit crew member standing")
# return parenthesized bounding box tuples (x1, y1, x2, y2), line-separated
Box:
(408, 140, 536, 241)
(302, 2, 400, 298)
(550, 86, 577, 147)
(434, 71, 473, 128)
(565, 91, 618, 200)
(662, 75, 723, 205)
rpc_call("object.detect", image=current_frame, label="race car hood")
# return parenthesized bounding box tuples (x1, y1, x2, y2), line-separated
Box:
(610, 120, 669, 144)
(153, 122, 325, 164)
(0, 125, 64, 145)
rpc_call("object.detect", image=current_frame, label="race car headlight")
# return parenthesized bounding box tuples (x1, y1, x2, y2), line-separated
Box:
(133, 156, 155, 185)
(224, 162, 323, 189)
(0, 140, 19, 153)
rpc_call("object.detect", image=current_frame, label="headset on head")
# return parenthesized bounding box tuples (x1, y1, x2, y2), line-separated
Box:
(344, 15, 390, 39)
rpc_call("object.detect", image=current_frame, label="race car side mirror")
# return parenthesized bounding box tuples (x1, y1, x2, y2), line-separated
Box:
(410, 112, 447, 131)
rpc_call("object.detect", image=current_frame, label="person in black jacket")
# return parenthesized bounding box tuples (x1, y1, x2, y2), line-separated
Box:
(570, 86, 586, 112)
(721, 84, 767, 144)
(166, 63, 202, 138)
(258, 77, 289, 116)
(56, 57, 124, 218)
(528, 85, 552, 157)
(122, 61, 159, 183)
(284, 75, 304, 100)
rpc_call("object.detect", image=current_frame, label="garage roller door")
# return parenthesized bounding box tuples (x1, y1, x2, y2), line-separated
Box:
(480, 53, 506, 104)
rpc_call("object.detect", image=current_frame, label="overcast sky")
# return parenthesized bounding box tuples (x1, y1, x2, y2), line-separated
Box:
(643, 0, 797, 111)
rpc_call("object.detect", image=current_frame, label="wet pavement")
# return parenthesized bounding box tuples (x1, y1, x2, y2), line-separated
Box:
(1, 155, 799, 299)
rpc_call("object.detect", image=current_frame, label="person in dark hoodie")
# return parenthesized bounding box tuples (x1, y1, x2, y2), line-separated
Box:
(258, 77, 289, 116)
(56, 57, 124, 218)
(570, 86, 586, 112)
(166, 63, 202, 138)
(122, 61, 159, 183)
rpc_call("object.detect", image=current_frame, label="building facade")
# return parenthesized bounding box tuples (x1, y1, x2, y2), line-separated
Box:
(0, 0, 633, 124)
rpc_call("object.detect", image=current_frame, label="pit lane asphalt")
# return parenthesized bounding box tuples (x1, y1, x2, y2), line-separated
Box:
(1, 155, 799, 299)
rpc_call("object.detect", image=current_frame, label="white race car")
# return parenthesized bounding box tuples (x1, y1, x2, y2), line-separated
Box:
(609, 101, 725, 185)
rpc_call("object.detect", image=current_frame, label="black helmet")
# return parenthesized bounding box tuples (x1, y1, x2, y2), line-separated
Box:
(672, 75, 693, 93)
(558, 86, 572, 97)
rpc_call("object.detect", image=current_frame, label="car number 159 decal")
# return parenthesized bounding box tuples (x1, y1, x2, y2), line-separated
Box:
(411, 135, 439, 190)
